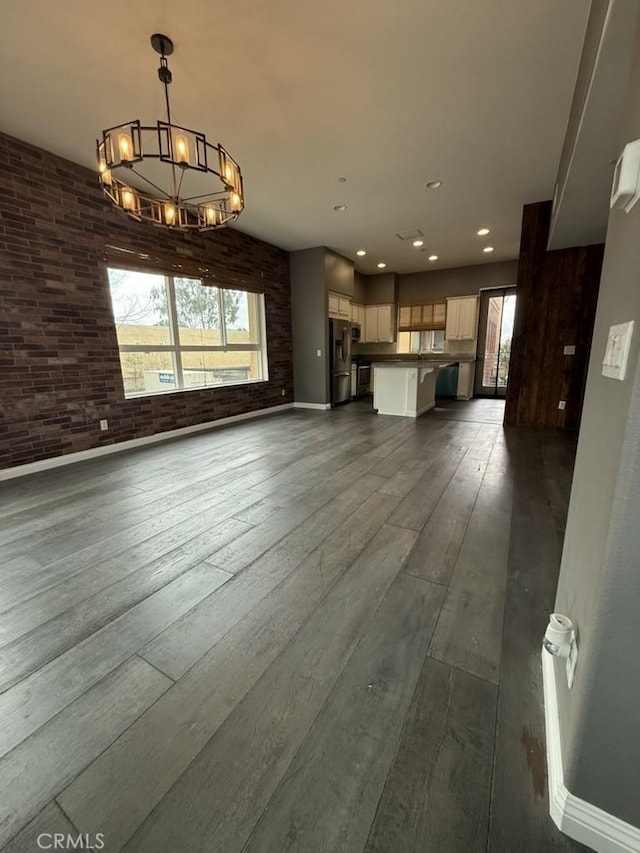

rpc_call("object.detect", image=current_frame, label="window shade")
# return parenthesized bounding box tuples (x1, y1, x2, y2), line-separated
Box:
(103, 243, 265, 293)
(398, 300, 446, 331)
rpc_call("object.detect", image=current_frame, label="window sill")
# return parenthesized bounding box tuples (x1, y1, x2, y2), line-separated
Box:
(123, 377, 269, 400)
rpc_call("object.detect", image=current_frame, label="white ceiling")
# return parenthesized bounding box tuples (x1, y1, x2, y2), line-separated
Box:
(1, 0, 590, 274)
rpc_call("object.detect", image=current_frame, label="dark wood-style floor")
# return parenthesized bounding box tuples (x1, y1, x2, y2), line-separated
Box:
(0, 402, 587, 852)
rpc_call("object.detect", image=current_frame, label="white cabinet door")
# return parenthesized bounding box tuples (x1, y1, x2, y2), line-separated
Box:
(458, 297, 478, 340)
(362, 305, 395, 342)
(376, 305, 395, 342)
(338, 296, 351, 319)
(364, 306, 379, 342)
(446, 296, 477, 340)
(446, 299, 461, 339)
(328, 291, 351, 319)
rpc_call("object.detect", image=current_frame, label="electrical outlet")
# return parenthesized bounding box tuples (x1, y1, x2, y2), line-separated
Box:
(558, 401, 566, 411)
(564, 345, 576, 355)
(281, 389, 285, 397)
(99, 419, 109, 431)
(316, 349, 322, 357)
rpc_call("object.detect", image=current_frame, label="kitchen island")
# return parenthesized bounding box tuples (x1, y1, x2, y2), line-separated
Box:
(372, 361, 453, 417)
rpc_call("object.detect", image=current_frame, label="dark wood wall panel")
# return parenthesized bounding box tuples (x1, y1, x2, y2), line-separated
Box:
(505, 201, 603, 430)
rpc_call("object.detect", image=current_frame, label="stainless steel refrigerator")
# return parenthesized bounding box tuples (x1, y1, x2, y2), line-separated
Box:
(329, 318, 352, 406)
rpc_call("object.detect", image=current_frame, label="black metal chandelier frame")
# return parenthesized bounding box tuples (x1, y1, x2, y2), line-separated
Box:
(96, 34, 244, 231)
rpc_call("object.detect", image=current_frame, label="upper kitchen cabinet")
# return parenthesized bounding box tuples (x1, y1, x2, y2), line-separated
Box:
(328, 291, 351, 320)
(351, 303, 365, 326)
(363, 304, 396, 343)
(446, 296, 478, 341)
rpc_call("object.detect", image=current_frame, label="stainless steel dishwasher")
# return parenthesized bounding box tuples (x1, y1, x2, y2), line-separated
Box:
(356, 362, 371, 398)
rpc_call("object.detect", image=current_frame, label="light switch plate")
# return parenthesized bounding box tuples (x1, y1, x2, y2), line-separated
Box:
(610, 139, 640, 212)
(602, 321, 634, 380)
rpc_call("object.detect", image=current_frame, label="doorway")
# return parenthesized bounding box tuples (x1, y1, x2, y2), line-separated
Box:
(475, 287, 516, 398)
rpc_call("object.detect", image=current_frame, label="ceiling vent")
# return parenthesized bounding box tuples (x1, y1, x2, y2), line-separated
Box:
(395, 228, 424, 241)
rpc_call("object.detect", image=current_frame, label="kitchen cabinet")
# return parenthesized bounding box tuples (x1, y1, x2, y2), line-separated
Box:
(364, 307, 377, 342)
(398, 301, 446, 331)
(351, 303, 365, 326)
(446, 296, 478, 341)
(456, 362, 475, 399)
(328, 291, 351, 320)
(363, 304, 395, 343)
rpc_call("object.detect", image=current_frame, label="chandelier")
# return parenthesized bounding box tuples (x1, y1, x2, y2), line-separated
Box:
(96, 34, 244, 230)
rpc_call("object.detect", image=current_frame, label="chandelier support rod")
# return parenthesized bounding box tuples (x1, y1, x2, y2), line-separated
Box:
(157, 45, 179, 200)
(182, 191, 231, 202)
(175, 163, 187, 201)
(127, 166, 172, 199)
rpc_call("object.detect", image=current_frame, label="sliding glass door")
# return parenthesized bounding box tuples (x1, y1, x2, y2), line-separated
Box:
(474, 287, 516, 398)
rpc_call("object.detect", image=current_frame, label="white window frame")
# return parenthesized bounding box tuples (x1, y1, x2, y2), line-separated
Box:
(397, 329, 445, 354)
(109, 267, 269, 398)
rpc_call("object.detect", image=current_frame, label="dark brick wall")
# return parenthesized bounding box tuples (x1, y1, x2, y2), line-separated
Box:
(0, 132, 293, 470)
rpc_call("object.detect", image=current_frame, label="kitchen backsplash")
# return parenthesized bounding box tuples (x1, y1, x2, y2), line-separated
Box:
(354, 338, 477, 358)
(443, 339, 476, 356)
(352, 341, 396, 356)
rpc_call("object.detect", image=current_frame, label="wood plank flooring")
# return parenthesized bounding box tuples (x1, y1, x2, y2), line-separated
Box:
(0, 403, 586, 852)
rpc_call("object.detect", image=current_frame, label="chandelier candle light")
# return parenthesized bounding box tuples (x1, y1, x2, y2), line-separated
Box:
(96, 34, 244, 230)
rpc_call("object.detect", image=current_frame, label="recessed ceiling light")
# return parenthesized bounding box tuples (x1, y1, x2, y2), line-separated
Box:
(477, 227, 490, 236)
(333, 204, 347, 212)
(412, 239, 424, 247)
(377, 262, 386, 269)
(428, 254, 438, 261)
(356, 249, 366, 256)
(483, 246, 494, 253)
(425, 180, 443, 189)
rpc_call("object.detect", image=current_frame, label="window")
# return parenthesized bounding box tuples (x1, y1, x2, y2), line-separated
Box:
(108, 268, 268, 398)
(397, 329, 445, 354)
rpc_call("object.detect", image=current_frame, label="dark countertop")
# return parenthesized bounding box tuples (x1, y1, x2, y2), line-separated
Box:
(354, 353, 476, 364)
(371, 361, 440, 370)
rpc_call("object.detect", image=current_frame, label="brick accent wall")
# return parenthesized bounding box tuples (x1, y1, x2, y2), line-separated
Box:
(0, 132, 293, 470)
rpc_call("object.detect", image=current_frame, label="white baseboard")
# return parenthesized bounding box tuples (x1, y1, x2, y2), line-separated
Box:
(293, 402, 331, 410)
(0, 403, 294, 481)
(542, 649, 640, 852)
